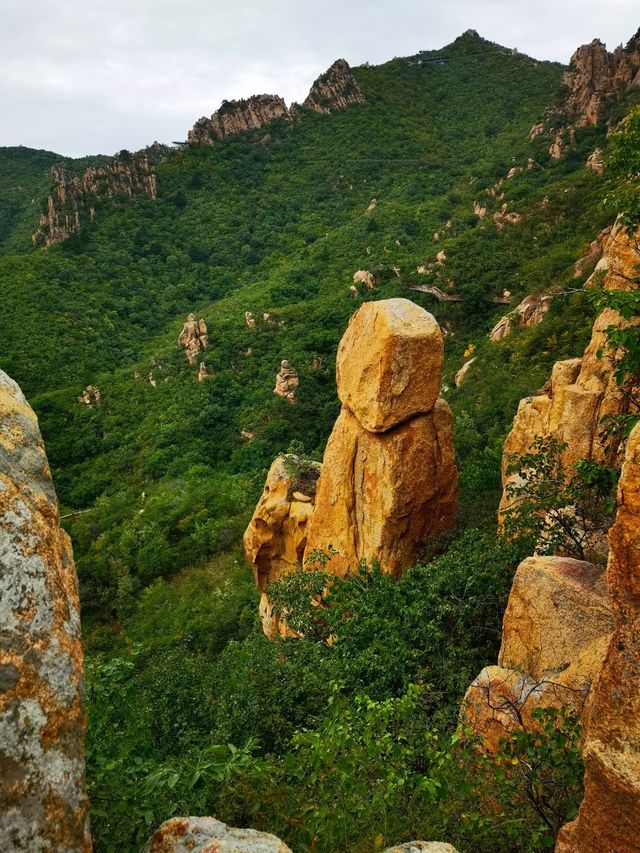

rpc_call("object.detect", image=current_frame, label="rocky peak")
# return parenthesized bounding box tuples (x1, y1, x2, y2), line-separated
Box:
(33, 150, 157, 245)
(301, 58, 365, 114)
(187, 94, 289, 144)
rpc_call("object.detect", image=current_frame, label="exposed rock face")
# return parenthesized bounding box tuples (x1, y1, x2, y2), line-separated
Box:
(489, 293, 553, 341)
(34, 152, 157, 245)
(197, 362, 211, 382)
(0, 371, 90, 851)
(493, 203, 522, 228)
(243, 454, 320, 636)
(499, 222, 639, 516)
(274, 360, 298, 401)
(562, 33, 640, 127)
(586, 147, 605, 175)
(178, 314, 209, 365)
(245, 311, 256, 329)
(383, 844, 459, 853)
(461, 556, 613, 752)
(148, 817, 292, 853)
(304, 299, 457, 577)
(301, 59, 365, 114)
(549, 127, 576, 160)
(574, 226, 611, 277)
(556, 422, 640, 853)
(455, 357, 476, 387)
(336, 298, 444, 433)
(187, 95, 289, 144)
(352, 269, 376, 290)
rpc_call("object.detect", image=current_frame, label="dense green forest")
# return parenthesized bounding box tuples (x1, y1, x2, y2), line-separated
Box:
(1, 30, 636, 852)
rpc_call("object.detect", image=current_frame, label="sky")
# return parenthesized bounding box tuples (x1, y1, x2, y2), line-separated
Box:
(1, 0, 637, 157)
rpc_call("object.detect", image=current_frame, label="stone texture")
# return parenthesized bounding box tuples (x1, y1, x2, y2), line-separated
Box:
(461, 557, 612, 754)
(178, 314, 209, 365)
(147, 817, 292, 853)
(454, 358, 476, 387)
(0, 371, 91, 852)
(273, 360, 298, 402)
(574, 226, 611, 278)
(336, 298, 444, 433)
(352, 269, 376, 290)
(243, 454, 320, 636)
(586, 147, 605, 175)
(301, 59, 365, 114)
(556, 422, 640, 853)
(304, 401, 457, 577)
(34, 151, 157, 245)
(490, 293, 553, 342)
(383, 844, 459, 853)
(188, 95, 289, 144)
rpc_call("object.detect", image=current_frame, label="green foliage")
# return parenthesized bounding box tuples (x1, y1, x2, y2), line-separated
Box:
(503, 436, 617, 560)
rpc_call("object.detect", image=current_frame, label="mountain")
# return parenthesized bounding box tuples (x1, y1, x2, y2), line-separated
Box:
(0, 27, 639, 852)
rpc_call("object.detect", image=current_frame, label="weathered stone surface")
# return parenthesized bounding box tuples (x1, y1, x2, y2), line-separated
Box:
(383, 843, 459, 853)
(178, 314, 209, 365)
(77, 384, 101, 406)
(490, 293, 553, 342)
(352, 269, 376, 290)
(336, 298, 444, 432)
(197, 362, 211, 382)
(34, 151, 158, 245)
(304, 401, 457, 577)
(556, 422, 640, 853)
(188, 95, 289, 144)
(301, 59, 365, 114)
(148, 817, 292, 852)
(574, 226, 611, 277)
(0, 371, 91, 852)
(273, 360, 298, 402)
(586, 147, 605, 175)
(454, 358, 476, 387)
(243, 454, 320, 636)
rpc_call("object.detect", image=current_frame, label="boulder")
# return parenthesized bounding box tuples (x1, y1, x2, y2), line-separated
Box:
(304, 401, 457, 577)
(557, 422, 640, 852)
(273, 360, 298, 401)
(455, 357, 476, 387)
(383, 844, 458, 853)
(352, 269, 375, 290)
(148, 817, 292, 852)
(336, 298, 444, 432)
(0, 371, 90, 851)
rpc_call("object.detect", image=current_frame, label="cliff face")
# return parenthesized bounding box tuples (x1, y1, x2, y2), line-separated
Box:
(562, 32, 640, 126)
(187, 59, 364, 144)
(34, 151, 157, 245)
(301, 58, 365, 114)
(0, 371, 90, 851)
(556, 422, 640, 853)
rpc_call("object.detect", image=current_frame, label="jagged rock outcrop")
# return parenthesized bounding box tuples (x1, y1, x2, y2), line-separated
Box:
(556, 422, 640, 853)
(461, 556, 613, 752)
(490, 293, 553, 341)
(455, 358, 476, 387)
(34, 151, 157, 245)
(493, 203, 522, 228)
(0, 371, 90, 851)
(562, 32, 640, 127)
(303, 299, 458, 577)
(243, 453, 320, 636)
(586, 147, 605, 175)
(148, 817, 292, 852)
(499, 222, 639, 516)
(187, 95, 289, 144)
(178, 314, 209, 365)
(301, 58, 365, 114)
(273, 360, 298, 401)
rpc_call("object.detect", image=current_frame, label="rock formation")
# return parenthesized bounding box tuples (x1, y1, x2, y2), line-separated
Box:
(34, 151, 157, 245)
(273, 360, 299, 401)
(243, 453, 320, 636)
(303, 298, 458, 577)
(455, 358, 476, 387)
(77, 384, 101, 406)
(562, 33, 640, 127)
(0, 371, 91, 852)
(499, 221, 639, 516)
(197, 362, 211, 382)
(188, 59, 364, 144)
(301, 58, 365, 114)
(383, 844, 459, 853)
(573, 226, 611, 277)
(489, 293, 553, 341)
(586, 147, 605, 175)
(245, 311, 256, 329)
(178, 314, 209, 365)
(461, 555, 613, 752)
(188, 95, 289, 144)
(555, 421, 640, 852)
(352, 269, 376, 290)
(493, 203, 522, 228)
(148, 817, 292, 852)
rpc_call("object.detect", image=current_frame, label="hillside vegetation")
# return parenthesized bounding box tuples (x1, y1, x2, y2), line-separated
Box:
(0, 30, 635, 852)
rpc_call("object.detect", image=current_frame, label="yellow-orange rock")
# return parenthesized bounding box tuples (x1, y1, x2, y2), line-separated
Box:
(461, 555, 612, 753)
(336, 298, 444, 433)
(0, 371, 91, 851)
(243, 454, 320, 636)
(304, 401, 457, 577)
(556, 422, 640, 853)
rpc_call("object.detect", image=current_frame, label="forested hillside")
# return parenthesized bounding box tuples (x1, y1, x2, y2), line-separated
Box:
(1, 28, 638, 852)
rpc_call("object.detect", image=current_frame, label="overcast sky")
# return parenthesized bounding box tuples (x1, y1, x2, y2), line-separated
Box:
(1, 0, 637, 157)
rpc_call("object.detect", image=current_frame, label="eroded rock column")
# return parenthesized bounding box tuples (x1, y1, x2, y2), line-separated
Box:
(0, 371, 91, 851)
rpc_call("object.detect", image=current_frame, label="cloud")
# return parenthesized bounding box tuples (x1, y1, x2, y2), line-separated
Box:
(0, 0, 637, 156)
